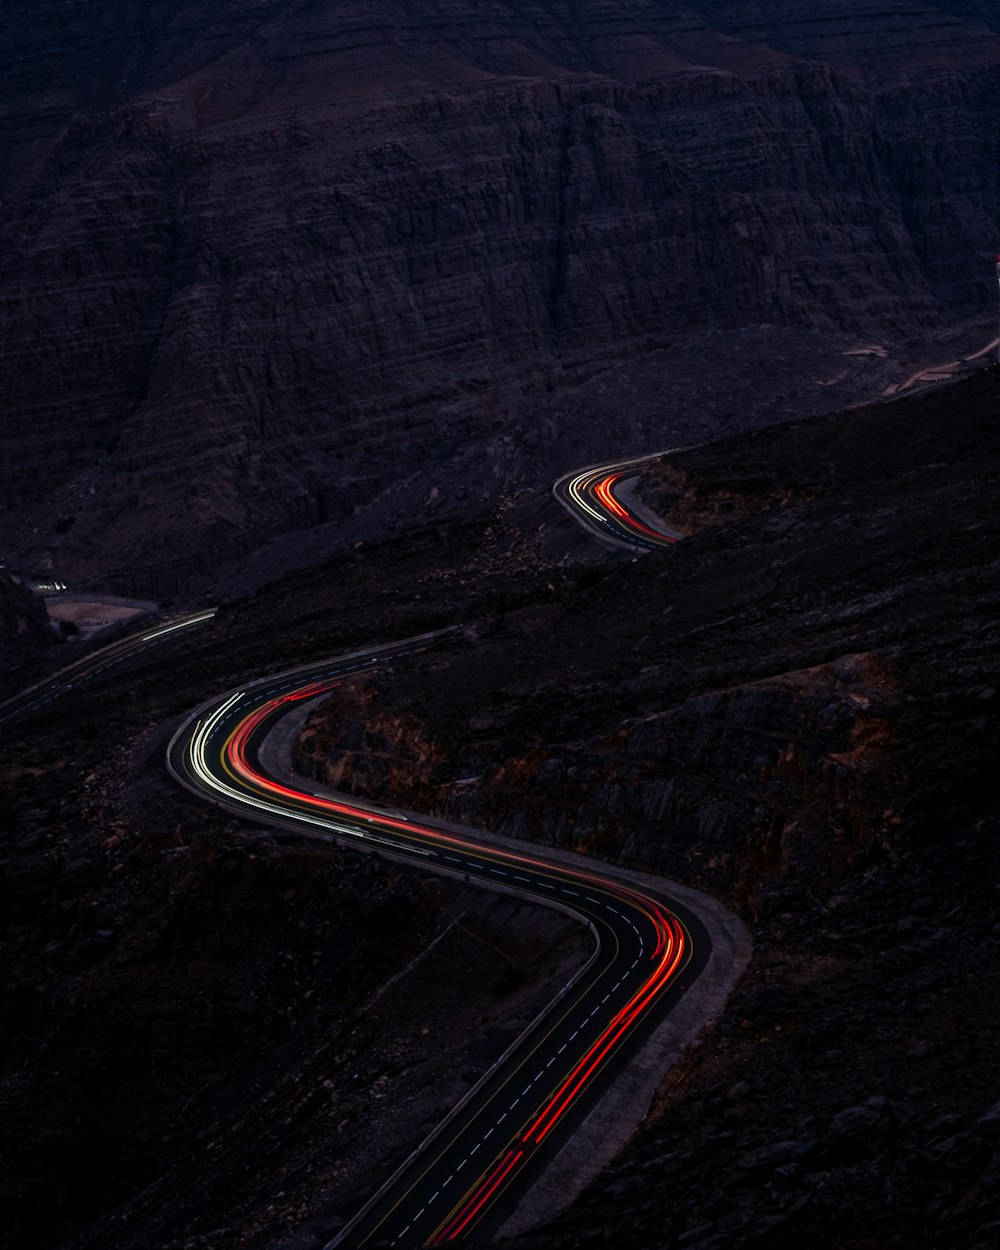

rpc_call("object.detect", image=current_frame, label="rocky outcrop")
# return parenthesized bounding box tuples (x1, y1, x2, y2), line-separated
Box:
(0, 573, 51, 681)
(1, 3, 999, 592)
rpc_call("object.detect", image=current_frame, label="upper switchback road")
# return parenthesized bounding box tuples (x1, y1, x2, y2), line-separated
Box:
(165, 632, 722, 1247)
(883, 332, 1000, 396)
(553, 453, 682, 551)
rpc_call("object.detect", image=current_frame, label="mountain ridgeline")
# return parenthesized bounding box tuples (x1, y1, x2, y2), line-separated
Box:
(2, 1, 999, 592)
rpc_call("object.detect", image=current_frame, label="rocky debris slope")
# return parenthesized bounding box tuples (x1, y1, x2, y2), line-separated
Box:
(2, 2, 999, 592)
(295, 650, 902, 905)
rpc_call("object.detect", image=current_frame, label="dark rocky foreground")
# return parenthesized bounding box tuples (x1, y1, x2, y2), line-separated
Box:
(2, 365, 998, 1248)
(2, 1, 999, 593)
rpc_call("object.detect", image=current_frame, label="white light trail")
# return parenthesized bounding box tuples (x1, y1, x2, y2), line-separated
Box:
(186, 690, 431, 856)
(141, 609, 217, 643)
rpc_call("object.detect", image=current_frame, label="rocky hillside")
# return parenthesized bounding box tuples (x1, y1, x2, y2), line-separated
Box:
(294, 365, 1000, 1249)
(1, 366, 998, 1249)
(295, 367, 1000, 905)
(0, 573, 51, 682)
(2, 1, 999, 593)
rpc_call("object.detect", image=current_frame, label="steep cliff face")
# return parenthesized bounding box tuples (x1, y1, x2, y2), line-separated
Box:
(2, 2, 999, 592)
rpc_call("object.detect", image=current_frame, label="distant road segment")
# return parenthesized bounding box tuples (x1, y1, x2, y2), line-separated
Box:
(0, 609, 216, 728)
(553, 453, 682, 550)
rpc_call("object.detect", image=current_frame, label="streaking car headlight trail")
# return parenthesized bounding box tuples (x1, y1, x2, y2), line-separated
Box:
(554, 453, 683, 551)
(166, 632, 711, 1248)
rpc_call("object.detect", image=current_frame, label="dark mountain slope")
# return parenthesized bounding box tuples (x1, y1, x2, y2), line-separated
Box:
(0, 574, 51, 680)
(2, 366, 994, 1248)
(295, 364, 1000, 1250)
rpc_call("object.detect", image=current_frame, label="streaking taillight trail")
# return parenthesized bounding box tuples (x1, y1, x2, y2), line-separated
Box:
(555, 453, 683, 551)
(187, 671, 694, 1246)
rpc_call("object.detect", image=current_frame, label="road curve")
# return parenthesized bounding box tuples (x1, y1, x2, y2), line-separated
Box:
(4, 468, 726, 1244)
(1, 477, 739, 1243)
(553, 453, 682, 551)
(166, 635, 713, 1247)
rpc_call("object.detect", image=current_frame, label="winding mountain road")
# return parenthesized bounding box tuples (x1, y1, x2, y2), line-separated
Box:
(3, 461, 746, 1247)
(162, 457, 746, 1247)
(0, 608, 216, 728)
(166, 640, 713, 1246)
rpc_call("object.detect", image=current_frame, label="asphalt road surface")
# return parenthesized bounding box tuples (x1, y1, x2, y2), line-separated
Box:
(4, 471, 716, 1246)
(0, 608, 216, 728)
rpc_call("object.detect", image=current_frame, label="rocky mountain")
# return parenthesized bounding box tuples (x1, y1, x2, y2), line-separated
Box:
(2, 1, 999, 594)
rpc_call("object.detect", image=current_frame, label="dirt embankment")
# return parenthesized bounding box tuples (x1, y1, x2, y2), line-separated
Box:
(0, 572, 51, 684)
